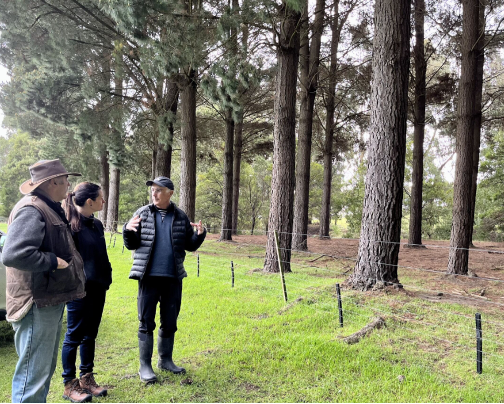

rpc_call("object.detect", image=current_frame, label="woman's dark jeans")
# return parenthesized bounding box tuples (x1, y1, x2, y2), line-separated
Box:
(61, 282, 107, 384)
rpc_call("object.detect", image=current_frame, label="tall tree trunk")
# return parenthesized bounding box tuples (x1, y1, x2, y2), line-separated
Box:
(292, 0, 325, 250)
(220, 0, 238, 241)
(232, 117, 243, 235)
(320, 0, 340, 239)
(156, 81, 178, 178)
(151, 146, 157, 180)
(468, 0, 485, 246)
(408, 0, 427, 247)
(347, 0, 411, 290)
(447, 0, 480, 275)
(98, 149, 109, 227)
(179, 70, 197, 222)
(232, 15, 249, 235)
(251, 215, 256, 236)
(106, 75, 123, 233)
(106, 167, 120, 232)
(220, 109, 234, 240)
(156, 141, 172, 178)
(263, 2, 301, 273)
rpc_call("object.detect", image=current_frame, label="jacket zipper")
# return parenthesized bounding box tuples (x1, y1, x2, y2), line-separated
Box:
(171, 210, 176, 278)
(141, 209, 154, 280)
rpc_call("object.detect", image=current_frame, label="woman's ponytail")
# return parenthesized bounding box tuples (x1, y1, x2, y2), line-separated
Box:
(63, 183, 101, 233)
(64, 192, 81, 232)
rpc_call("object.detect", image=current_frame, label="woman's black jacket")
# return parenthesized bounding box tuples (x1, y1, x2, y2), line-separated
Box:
(72, 214, 112, 289)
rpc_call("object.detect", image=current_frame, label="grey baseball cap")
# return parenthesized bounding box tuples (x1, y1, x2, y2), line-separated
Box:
(146, 176, 174, 190)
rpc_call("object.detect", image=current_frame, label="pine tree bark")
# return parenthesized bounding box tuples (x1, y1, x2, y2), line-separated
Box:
(407, 0, 427, 247)
(231, 12, 248, 236)
(151, 146, 157, 181)
(292, 0, 325, 250)
(179, 70, 197, 222)
(263, 2, 301, 273)
(347, 0, 411, 290)
(220, 109, 234, 240)
(447, 0, 480, 275)
(155, 80, 178, 178)
(106, 75, 123, 233)
(468, 0, 485, 246)
(98, 149, 109, 227)
(106, 166, 120, 232)
(320, 0, 340, 239)
(232, 118, 243, 235)
(220, 0, 239, 241)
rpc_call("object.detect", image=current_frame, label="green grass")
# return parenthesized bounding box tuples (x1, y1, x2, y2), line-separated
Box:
(1, 232, 504, 402)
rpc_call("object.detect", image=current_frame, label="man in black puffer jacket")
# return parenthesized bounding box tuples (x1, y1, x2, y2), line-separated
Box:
(123, 176, 206, 384)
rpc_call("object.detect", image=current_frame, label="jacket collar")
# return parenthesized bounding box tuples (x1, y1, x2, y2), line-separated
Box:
(80, 213, 95, 227)
(31, 189, 69, 225)
(149, 202, 175, 213)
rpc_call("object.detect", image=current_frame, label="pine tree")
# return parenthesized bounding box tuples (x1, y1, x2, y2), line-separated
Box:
(347, 0, 411, 289)
(407, 0, 427, 248)
(263, 0, 304, 273)
(292, 0, 325, 250)
(447, 0, 480, 275)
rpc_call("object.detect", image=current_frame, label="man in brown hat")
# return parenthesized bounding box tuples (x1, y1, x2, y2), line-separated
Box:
(1, 159, 88, 403)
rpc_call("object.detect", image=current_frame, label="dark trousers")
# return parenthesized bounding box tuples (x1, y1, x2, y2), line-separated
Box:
(61, 282, 107, 383)
(137, 276, 182, 338)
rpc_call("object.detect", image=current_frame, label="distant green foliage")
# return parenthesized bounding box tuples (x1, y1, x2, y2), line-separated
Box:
(341, 159, 366, 238)
(194, 157, 272, 234)
(195, 164, 225, 231)
(237, 158, 271, 233)
(0, 132, 42, 216)
(307, 162, 345, 232)
(475, 131, 504, 241)
(403, 136, 454, 240)
(118, 176, 150, 223)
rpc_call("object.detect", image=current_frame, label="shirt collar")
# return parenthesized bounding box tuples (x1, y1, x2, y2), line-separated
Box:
(152, 202, 174, 213)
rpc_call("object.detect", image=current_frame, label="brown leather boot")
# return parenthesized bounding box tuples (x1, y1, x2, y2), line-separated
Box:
(63, 379, 92, 403)
(80, 373, 108, 397)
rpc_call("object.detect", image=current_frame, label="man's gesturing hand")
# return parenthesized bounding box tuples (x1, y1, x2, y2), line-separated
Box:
(126, 215, 141, 232)
(191, 220, 204, 235)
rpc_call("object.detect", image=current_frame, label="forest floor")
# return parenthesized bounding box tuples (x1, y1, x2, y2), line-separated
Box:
(207, 233, 504, 314)
(1, 228, 504, 402)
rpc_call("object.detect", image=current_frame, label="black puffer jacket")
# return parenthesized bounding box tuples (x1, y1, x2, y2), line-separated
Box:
(123, 203, 206, 280)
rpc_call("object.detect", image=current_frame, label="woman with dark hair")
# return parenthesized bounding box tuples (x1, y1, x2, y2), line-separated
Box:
(61, 182, 112, 402)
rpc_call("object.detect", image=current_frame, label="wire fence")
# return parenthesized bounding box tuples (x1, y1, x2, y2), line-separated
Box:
(202, 265, 500, 374)
(100, 224, 504, 375)
(3, 217, 504, 376)
(184, 230, 504, 376)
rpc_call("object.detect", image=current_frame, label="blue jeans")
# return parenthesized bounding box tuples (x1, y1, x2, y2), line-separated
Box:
(61, 282, 107, 383)
(11, 303, 65, 403)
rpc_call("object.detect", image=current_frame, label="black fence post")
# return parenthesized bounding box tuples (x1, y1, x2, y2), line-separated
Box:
(122, 245, 124, 254)
(197, 254, 200, 277)
(336, 283, 343, 327)
(231, 261, 234, 288)
(476, 312, 482, 374)
(113, 235, 116, 248)
(273, 230, 288, 303)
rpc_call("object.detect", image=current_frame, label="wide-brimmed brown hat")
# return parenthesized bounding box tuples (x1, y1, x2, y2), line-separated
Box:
(19, 159, 81, 195)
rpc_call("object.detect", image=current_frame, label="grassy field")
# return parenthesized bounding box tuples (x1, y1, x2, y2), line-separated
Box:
(1, 227, 504, 402)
